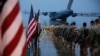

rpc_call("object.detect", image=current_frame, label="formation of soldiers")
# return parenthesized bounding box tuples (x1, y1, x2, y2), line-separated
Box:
(44, 18, 100, 56)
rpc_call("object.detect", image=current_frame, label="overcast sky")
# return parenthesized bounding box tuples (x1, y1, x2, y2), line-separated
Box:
(19, 0, 100, 28)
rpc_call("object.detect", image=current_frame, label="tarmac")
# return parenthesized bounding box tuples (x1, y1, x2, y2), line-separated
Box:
(39, 30, 91, 56)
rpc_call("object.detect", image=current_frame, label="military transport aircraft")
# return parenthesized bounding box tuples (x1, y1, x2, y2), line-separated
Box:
(23, 0, 100, 25)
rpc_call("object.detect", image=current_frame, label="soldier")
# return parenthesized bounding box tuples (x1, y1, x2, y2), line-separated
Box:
(62, 23, 69, 46)
(58, 24, 67, 45)
(79, 22, 89, 56)
(92, 18, 100, 56)
(88, 20, 97, 55)
(53, 25, 60, 39)
(66, 22, 69, 26)
(68, 22, 78, 51)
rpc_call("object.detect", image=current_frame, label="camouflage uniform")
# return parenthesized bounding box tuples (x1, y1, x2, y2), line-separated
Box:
(67, 25, 78, 50)
(91, 24, 100, 56)
(62, 26, 69, 41)
(79, 27, 89, 56)
(68, 25, 78, 43)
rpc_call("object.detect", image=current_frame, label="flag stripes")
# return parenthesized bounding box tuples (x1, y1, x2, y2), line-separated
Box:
(0, 0, 26, 56)
(2, 24, 23, 56)
(27, 20, 37, 38)
(1, 0, 18, 23)
(27, 19, 36, 35)
(26, 5, 38, 48)
(27, 18, 38, 48)
(2, 3, 19, 38)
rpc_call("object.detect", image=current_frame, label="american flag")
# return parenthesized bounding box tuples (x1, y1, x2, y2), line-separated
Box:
(0, 0, 26, 56)
(27, 5, 39, 48)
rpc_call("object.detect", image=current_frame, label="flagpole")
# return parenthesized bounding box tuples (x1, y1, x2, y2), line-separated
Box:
(36, 23, 39, 56)
(34, 9, 41, 56)
(36, 22, 41, 56)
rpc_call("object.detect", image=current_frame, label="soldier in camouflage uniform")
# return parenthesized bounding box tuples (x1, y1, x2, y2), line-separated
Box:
(53, 25, 58, 37)
(56, 25, 63, 39)
(62, 24, 69, 46)
(79, 22, 89, 56)
(58, 24, 67, 46)
(68, 22, 78, 50)
(92, 19, 100, 56)
(88, 20, 96, 56)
